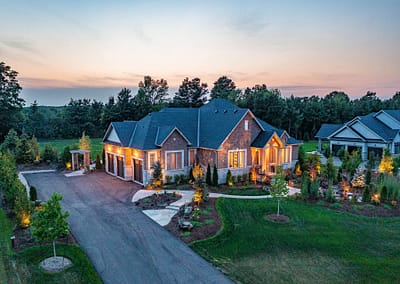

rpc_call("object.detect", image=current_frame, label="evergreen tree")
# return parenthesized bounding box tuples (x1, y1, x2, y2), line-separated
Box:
(152, 161, 163, 188)
(1, 129, 20, 155)
(15, 132, 33, 163)
(206, 164, 212, 185)
(300, 171, 310, 199)
(210, 76, 240, 102)
(212, 164, 219, 186)
(362, 185, 371, 202)
(226, 169, 233, 186)
(173, 77, 208, 107)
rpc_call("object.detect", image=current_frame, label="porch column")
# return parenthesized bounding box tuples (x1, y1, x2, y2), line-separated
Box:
(71, 153, 75, 171)
(329, 142, 333, 153)
(344, 144, 348, 152)
(318, 138, 322, 153)
(362, 143, 368, 161)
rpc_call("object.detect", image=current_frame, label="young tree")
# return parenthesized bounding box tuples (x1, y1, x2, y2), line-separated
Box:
(379, 148, 394, 175)
(0, 62, 25, 142)
(270, 167, 288, 216)
(323, 156, 337, 183)
(42, 144, 58, 162)
(152, 161, 163, 189)
(212, 164, 219, 186)
(79, 131, 91, 151)
(31, 193, 70, 258)
(173, 77, 208, 107)
(206, 164, 212, 185)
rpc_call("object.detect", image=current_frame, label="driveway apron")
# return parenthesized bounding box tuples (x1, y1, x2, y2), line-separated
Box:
(24, 172, 232, 284)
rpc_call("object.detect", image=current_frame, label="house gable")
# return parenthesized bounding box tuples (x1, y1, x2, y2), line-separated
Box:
(349, 121, 383, 140)
(375, 111, 400, 129)
(106, 128, 121, 143)
(330, 126, 365, 141)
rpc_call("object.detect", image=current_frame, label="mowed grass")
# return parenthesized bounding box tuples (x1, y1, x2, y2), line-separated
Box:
(190, 199, 400, 284)
(302, 140, 329, 152)
(0, 209, 102, 284)
(0, 210, 14, 283)
(38, 138, 103, 160)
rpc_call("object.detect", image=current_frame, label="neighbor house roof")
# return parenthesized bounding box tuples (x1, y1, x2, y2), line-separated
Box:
(315, 123, 343, 139)
(104, 99, 300, 150)
(315, 110, 400, 142)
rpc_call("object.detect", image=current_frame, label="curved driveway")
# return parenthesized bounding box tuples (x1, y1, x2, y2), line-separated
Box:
(24, 171, 232, 284)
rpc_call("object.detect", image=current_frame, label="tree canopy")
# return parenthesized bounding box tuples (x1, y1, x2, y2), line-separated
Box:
(173, 77, 208, 107)
(0, 62, 25, 142)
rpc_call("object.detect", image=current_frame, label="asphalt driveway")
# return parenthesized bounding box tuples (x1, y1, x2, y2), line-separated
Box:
(24, 171, 232, 284)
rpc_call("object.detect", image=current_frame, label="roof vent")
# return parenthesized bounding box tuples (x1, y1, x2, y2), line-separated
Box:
(233, 109, 238, 113)
(215, 109, 218, 113)
(223, 109, 227, 113)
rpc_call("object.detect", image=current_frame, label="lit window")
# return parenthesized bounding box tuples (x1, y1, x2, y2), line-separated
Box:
(229, 150, 246, 168)
(148, 152, 156, 169)
(244, 120, 249, 131)
(166, 151, 183, 170)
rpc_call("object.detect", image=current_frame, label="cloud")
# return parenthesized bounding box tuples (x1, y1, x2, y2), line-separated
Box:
(1, 40, 39, 54)
(229, 12, 270, 36)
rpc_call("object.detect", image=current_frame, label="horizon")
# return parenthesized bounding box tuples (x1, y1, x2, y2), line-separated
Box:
(3, 0, 400, 106)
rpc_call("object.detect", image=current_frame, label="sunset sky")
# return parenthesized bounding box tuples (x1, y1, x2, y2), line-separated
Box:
(2, 0, 399, 105)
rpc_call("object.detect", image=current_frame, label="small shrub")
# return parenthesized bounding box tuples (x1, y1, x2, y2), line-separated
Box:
(29, 186, 37, 201)
(204, 219, 215, 225)
(181, 231, 191, 237)
(349, 195, 358, 204)
(237, 175, 242, 184)
(174, 174, 181, 185)
(309, 179, 320, 200)
(226, 170, 233, 186)
(199, 209, 211, 215)
(363, 204, 376, 210)
(206, 164, 212, 185)
(362, 185, 371, 202)
(180, 174, 187, 183)
(143, 198, 151, 204)
(191, 221, 203, 227)
(330, 203, 343, 209)
(212, 164, 219, 186)
(165, 175, 173, 184)
(352, 205, 363, 211)
(383, 203, 392, 210)
(316, 200, 325, 206)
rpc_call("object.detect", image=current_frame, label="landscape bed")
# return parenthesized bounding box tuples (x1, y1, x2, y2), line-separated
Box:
(190, 198, 400, 284)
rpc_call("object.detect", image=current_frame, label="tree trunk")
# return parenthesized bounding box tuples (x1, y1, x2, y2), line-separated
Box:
(53, 240, 56, 258)
(277, 198, 280, 216)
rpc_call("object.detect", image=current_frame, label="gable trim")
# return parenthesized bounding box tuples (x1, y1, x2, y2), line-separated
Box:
(329, 125, 366, 141)
(349, 120, 385, 141)
(217, 110, 264, 149)
(264, 132, 284, 148)
(156, 127, 191, 147)
(103, 123, 122, 145)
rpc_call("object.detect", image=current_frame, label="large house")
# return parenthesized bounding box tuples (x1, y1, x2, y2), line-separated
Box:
(103, 99, 300, 185)
(316, 110, 400, 160)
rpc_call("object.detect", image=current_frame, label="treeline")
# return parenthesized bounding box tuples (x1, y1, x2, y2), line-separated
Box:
(22, 76, 400, 141)
(2, 61, 400, 142)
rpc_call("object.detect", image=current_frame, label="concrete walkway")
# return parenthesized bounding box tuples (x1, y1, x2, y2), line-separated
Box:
(133, 186, 301, 226)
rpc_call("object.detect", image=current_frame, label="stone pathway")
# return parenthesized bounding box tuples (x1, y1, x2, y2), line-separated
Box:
(133, 186, 301, 226)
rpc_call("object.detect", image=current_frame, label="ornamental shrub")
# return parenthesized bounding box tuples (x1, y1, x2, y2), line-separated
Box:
(206, 164, 212, 185)
(213, 164, 218, 186)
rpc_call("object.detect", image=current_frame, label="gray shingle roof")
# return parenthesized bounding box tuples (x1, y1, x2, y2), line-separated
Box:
(106, 99, 299, 150)
(358, 113, 398, 141)
(315, 123, 343, 138)
(251, 130, 275, 148)
(108, 121, 137, 147)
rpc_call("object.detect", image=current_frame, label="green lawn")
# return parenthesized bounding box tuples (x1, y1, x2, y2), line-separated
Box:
(190, 199, 400, 284)
(302, 140, 329, 152)
(38, 138, 103, 159)
(0, 209, 102, 284)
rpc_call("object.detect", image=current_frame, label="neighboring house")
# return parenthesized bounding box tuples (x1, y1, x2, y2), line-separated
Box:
(316, 110, 400, 160)
(103, 99, 300, 185)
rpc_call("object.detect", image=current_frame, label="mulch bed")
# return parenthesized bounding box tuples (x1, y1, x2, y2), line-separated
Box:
(266, 214, 290, 223)
(164, 198, 222, 244)
(332, 201, 400, 217)
(134, 193, 182, 210)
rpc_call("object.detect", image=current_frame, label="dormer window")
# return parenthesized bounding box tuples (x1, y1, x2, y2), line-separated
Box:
(244, 120, 249, 131)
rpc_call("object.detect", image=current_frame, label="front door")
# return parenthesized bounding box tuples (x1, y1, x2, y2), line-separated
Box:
(133, 158, 143, 184)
